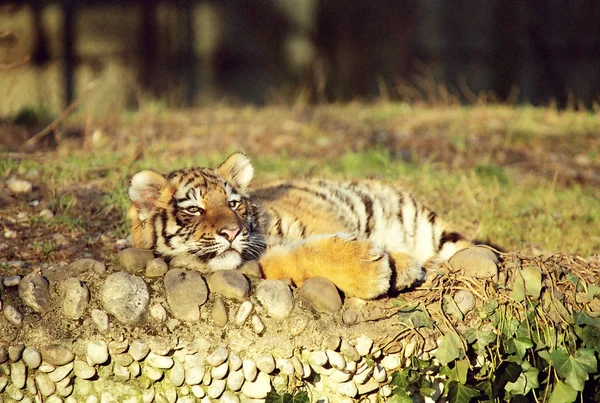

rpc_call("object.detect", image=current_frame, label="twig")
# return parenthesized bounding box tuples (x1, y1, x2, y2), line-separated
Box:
(22, 82, 96, 149)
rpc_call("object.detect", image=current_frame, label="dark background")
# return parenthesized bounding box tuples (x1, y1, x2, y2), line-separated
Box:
(2, 0, 600, 110)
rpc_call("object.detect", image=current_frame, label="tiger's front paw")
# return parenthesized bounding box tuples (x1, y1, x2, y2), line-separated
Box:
(389, 252, 425, 292)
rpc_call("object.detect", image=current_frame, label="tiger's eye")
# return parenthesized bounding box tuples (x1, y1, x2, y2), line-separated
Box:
(228, 200, 240, 209)
(186, 206, 203, 214)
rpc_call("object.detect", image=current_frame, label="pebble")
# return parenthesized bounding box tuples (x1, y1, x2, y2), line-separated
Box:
(326, 350, 346, 370)
(235, 301, 253, 325)
(3, 275, 21, 287)
(353, 365, 373, 384)
(323, 335, 341, 351)
(48, 362, 73, 382)
(74, 360, 96, 379)
(208, 379, 226, 398)
(130, 340, 150, 361)
(355, 335, 374, 357)
(7, 177, 33, 194)
(18, 273, 51, 312)
(256, 280, 294, 319)
(3, 228, 17, 238)
(342, 309, 358, 325)
(150, 304, 168, 322)
(108, 340, 129, 355)
(241, 371, 272, 398)
(212, 362, 229, 379)
(35, 373, 56, 397)
(357, 379, 379, 395)
(10, 361, 26, 389)
(251, 315, 265, 334)
(142, 388, 155, 403)
(373, 364, 387, 382)
(336, 380, 358, 397)
(87, 341, 109, 365)
(91, 309, 109, 332)
(41, 345, 75, 366)
(39, 209, 54, 220)
(185, 365, 205, 385)
(207, 347, 229, 366)
(4, 304, 23, 326)
(118, 248, 155, 274)
(145, 258, 168, 277)
(191, 384, 205, 398)
(212, 297, 228, 327)
(381, 354, 402, 370)
(0, 346, 6, 364)
(167, 359, 184, 386)
(164, 269, 208, 322)
(341, 340, 360, 362)
(0, 376, 7, 392)
(146, 352, 174, 369)
(228, 352, 242, 371)
(143, 364, 164, 381)
(68, 259, 106, 275)
(39, 362, 56, 372)
(309, 351, 328, 367)
(101, 272, 149, 325)
(291, 356, 303, 376)
(330, 369, 352, 383)
(242, 359, 257, 382)
(114, 364, 130, 380)
(227, 369, 245, 391)
(454, 289, 476, 314)
(238, 260, 262, 278)
(277, 358, 294, 376)
(8, 344, 24, 361)
(256, 353, 275, 374)
(299, 277, 342, 312)
(449, 246, 498, 279)
(130, 361, 141, 377)
(220, 390, 240, 403)
(59, 277, 90, 319)
(208, 270, 250, 300)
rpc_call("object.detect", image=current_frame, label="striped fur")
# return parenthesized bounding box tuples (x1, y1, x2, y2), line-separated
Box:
(128, 153, 470, 298)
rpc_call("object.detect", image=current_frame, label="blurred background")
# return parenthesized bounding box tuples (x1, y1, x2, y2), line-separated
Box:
(1, 0, 600, 117)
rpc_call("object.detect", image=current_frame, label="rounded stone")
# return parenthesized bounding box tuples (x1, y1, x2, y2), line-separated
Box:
(256, 279, 294, 319)
(229, 353, 242, 371)
(22, 347, 41, 369)
(18, 273, 51, 312)
(373, 364, 387, 383)
(91, 309, 109, 332)
(227, 369, 245, 391)
(342, 309, 358, 325)
(129, 340, 150, 361)
(251, 315, 265, 334)
(454, 289, 476, 314)
(235, 301, 253, 325)
(3, 275, 21, 287)
(326, 350, 346, 370)
(68, 258, 106, 275)
(208, 379, 226, 398)
(10, 361, 26, 389)
(164, 269, 208, 322)
(59, 277, 90, 319)
(341, 340, 360, 362)
(108, 340, 129, 355)
(113, 353, 134, 367)
(239, 260, 262, 278)
(220, 390, 241, 403)
(191, 384, 205, 398)
(48, 362, 73, 383)
(207, 347, 228, 366)
(74, 360, 96, 379)
(449, 246, 499, 279)
(298, 277, 342, 312)
(41, 345, 75, 366)
(145, 258, 168, 277)
(150, 304, 168, 322)
(35, 373, 56, 397)
(256, 353, 275, 374)
(211, 362, 229, 379)
(3, 305, 23, 326)
(211, 297, 228, 327)
(169, 359, 185, 387)
(87, 341, 109, 365)
(185, 365, 205, 385)
(241, 371, 272, 398)
(0, 346, 8, 364)
(354, 335, 374, 357)
(8, 344, 25, 361)
(309, 351, 328, 367)
(101, 272, 149, 325)
(208, 270, 250, 300)
(242, 359, 257, 382)
(118, 248, 155, 274)
(146, 352, 174, 369)
(143, 364, 164, 381)
(323, 335, 341, 351)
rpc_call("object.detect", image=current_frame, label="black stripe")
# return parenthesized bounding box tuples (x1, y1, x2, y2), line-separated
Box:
(411, 196, 418, 239)
(396, 191, 405, 224)
(358, 192, 374, 236)
(439, 231, 464, 250)
(428, 211, 437, 224)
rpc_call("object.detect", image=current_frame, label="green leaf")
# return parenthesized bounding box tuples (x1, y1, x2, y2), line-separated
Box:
(443, 294, 464, 321)
(448, 359, 470, 385)
(446, 381, 480, 403)
(507, 337, 534, 360)
(505, 367, 539, 396)
(395, 300, 434, 329)
(582, 325, 600, 352)
(588, 284, 600, 298)
(573, 311, 600, 328)
(512, 266, 542, 301)
(265, 391, 309, 403)
(465, 329, 496, 351)
(491, 361, 522, 399)
(435, 332, 464, 366)
(542, 292, 574, 324)
(550, 348, 598, 391)
(548, 381, 578, 403)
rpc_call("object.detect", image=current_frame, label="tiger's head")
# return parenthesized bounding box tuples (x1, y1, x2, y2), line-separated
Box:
(127, 152, 265, 272)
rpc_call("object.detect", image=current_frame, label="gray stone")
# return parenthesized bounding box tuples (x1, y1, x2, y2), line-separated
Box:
(238, 260, 262, 278)
(0, 346, 8, 364)
(113, 353, 133, 367)
(68, 259, 106, 275)
(18, 273, 51, 312)
(48, 362, 73, 382)
(341, 340, 360, 362)
(212, 297, 228, 327)
(35, 373, 56, 397)
(227, 369, 245, 391)
(242, 359, 257, 382)
(241, 371, 272, 398)
(39, 208, 54, 220)
(10, 361, 26, 389)
(87, 341, 109, 365)
(40, 345, 75, 366)
(251, 315, 265, 334)
(164, 269, 208, 322)
(3, 305, 23, 326)
(118, 248, 155, 274)
(91, 309, 109, 332)
(256, 280, 294, 319)
(298, 277, 342, 312)
(3, 275, 21, 287)
(169, 359, 185, 387)
(146, 352, 174, 369)
(145, 258, 168, 277)
(73, 360, 96, 379)
(208, 270, 250, 301)
(129, 340, 150, 361)
(449, 246, 499, 279)
(342, 309, 358, 325)
(101, 272, 149, 325)
(235, 301, 253, 325)
(8, 344, 24, 361)
(255, 353, 275, 374)
(207, 347, 229, 367)
(59, 277, 90, 319)
(454, 289, 476, 314)
(185, 365, 205, 385)
(7, 177, 32, 194)
(150, 304, 168, 322)
(22, 347, 41, 369)
(208, 379, 226, 399)
(108, 340, 129, 355)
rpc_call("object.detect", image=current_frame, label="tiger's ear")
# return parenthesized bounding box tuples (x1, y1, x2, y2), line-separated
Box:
(218, 152, 254, 189)
(129, 170, 168, 213)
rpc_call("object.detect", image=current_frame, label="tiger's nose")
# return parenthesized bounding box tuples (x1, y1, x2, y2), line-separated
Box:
(218, 226, 241, 242)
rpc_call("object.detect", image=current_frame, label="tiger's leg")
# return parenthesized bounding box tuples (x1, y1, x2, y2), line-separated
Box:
(389, 252, 426, 292)
(259, 235, 393, 299)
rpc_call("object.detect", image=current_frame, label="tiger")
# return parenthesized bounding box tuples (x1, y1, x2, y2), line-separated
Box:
(127, 152, 471, 299)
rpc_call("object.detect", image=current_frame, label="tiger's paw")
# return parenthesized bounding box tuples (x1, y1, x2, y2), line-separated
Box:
(390, 252, 425, 292)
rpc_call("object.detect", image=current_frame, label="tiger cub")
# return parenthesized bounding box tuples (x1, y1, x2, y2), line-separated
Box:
(128, 152, 470, 299)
